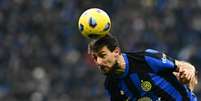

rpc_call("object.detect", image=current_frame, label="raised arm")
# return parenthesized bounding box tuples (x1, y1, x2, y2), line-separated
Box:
(144, 49, 198, 91)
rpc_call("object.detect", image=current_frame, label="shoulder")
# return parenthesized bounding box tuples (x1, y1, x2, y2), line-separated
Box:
(124, 49, 162, 58)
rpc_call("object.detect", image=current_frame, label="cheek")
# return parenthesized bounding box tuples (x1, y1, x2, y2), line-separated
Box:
(106, 56, 116, 65)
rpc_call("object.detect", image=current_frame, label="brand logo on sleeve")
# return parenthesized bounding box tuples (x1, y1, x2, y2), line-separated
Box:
(161, 53, 167, 63)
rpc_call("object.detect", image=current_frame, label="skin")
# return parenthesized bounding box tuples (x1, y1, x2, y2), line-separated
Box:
(91, 46, 125, 74)
(174, 61, 198, 91)
(90, 46, 197, 91)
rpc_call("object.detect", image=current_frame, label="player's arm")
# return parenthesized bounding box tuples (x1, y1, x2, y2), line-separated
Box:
(174, 60, 198, 91)
(145, 49, 198, 91)
(144, 49, 177, 73)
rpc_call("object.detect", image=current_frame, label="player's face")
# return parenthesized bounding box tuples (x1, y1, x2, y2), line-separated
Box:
(91, 46, 119, 74)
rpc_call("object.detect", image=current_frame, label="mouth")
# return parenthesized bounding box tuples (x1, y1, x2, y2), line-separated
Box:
(99, 62, 124, 76)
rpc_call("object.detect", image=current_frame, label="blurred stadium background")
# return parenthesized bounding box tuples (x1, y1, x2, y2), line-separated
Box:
(0, 0, 200, 101)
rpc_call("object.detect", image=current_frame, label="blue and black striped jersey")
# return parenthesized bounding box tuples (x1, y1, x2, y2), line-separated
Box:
(104, 49, 197, 101)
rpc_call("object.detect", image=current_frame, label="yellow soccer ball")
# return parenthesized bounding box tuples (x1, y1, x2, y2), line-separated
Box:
(78, 8, 111, 39)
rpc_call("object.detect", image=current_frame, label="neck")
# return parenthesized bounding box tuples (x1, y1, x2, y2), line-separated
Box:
(117, 54, 126, 70)
(107, 54, 126, 77)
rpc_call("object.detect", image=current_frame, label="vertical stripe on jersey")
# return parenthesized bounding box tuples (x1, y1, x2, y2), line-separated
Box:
(149, 74, 182, 100)
(130, 74, 144, 94)
(159, 72, 190, 100)
(124, 75, 141, 98)
(124, 52, 192, 101)
(119, 80, 133, 98)
(126, 54, 153, 73)
(138, 73, 174, 100)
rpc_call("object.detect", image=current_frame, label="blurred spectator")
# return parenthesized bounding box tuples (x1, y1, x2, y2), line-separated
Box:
(0, 0, 200, 100)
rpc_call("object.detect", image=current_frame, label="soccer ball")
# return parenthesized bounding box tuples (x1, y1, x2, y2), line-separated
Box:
(78, 8, 111, 39)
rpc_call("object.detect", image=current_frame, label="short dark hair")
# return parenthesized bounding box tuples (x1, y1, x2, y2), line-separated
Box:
(89, 34, 120, 53)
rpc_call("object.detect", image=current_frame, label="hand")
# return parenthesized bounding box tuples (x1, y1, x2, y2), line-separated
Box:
(173, 72, 190, 84)
(175, 61, 196, 83)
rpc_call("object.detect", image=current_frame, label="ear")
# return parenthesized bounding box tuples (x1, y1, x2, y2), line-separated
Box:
(114, 47, 121, 57)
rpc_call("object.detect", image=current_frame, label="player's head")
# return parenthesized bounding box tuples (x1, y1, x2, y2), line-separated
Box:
(89, 34, 120, 53)
(88, 34, 121, 75)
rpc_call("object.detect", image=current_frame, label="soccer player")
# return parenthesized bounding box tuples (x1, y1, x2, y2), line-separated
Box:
(88, 34, 198, 101)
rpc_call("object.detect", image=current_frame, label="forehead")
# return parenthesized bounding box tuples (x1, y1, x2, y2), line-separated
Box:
(98, 46, 110, 54)
(91, 46, 110, 55)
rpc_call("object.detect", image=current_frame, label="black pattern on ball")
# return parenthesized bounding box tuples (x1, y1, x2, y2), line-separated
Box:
(89, 17, 97, 28)
(103, 23, 110, 31)
(79, 24, 84, 32)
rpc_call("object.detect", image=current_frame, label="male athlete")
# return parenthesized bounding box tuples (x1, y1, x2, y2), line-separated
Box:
(88, 34, 198, 101)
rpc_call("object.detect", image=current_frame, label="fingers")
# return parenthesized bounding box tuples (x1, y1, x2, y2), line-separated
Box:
(179, 70, 185, 78)
(175, 60, 197, 84)
(179, 68, 195, 82)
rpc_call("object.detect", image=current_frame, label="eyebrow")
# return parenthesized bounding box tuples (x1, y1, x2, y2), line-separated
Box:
(97, 51, 105, 54)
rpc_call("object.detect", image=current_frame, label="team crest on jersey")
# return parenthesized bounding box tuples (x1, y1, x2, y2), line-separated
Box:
(137, 97, 152, 101)
(141, 80, 152, 92)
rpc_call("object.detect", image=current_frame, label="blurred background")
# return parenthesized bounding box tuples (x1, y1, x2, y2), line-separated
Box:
(0, 0, 200, 101)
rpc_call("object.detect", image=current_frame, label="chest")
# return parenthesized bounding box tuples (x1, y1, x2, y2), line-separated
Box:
(118, 73, 176, 100)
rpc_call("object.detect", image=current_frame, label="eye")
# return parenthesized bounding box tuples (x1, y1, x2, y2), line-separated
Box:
(99, 54, 106, 58)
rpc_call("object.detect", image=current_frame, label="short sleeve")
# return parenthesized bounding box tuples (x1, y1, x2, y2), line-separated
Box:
(144, 49, 177, 73)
